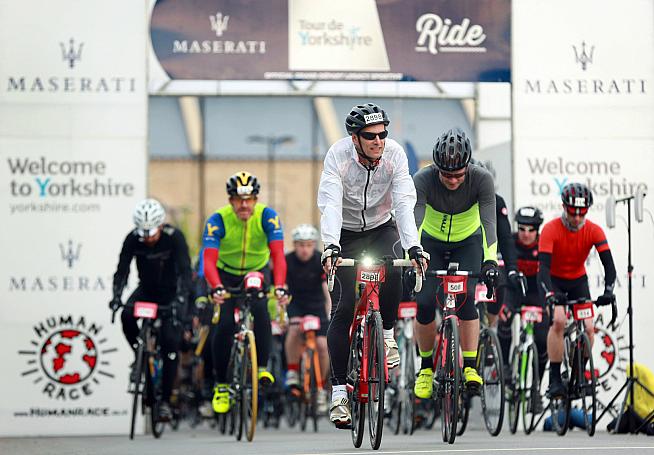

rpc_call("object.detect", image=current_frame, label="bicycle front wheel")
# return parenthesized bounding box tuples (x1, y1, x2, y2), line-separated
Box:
(348, 323, 365, 448)
(507, 348, 520, 434)
(479, 328, 505, 436)
(521, 343, 540, 435)
(367, 311, 385, 450)
(578, 332, 597, 436)
(241, 330, 258, 442)
(552, 337, 572, 436)
(440, 317, 460, 445)
(129, 344, 145, 440)
(401, 334, 417, 435)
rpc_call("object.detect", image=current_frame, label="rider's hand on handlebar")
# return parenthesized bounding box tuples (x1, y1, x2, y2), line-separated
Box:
(108, 297, 122, 313)
(211, 285, 227, 305)
(596, 291, 616, 307)
(321, 244, 342, 274)
(408, 246, 429, 275)
(275, 286, 290, 306)
(545, 291, 566, 306)
(480, 260, 499, 287)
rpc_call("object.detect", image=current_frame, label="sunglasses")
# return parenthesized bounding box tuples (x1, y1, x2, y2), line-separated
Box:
(137, 227, 160, 239)
(565, 206, 589, 217)
(518, 226, 537, 233)
(358, 130, 388, 141)
(439, 169, 467, 180)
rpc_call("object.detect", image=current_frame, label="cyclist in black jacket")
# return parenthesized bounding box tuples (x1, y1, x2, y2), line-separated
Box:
(109, 198, 193, 421)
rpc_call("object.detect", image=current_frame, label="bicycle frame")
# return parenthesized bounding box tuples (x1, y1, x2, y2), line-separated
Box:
(300, 315, 324, 395)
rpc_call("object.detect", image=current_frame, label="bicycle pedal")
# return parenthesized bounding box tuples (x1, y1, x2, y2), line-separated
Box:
(334, 421, 352, 430)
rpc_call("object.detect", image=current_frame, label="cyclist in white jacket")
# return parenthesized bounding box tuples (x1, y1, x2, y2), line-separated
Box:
(318, 102, 428, 427)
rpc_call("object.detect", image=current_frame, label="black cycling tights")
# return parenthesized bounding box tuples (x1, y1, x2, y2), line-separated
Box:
(327, 220, 402, 385)
(211, 268, 272, 383)
(121, 287, 181, 402)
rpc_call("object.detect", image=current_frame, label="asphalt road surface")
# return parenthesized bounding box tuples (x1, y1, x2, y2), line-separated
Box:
(2, 416, 653, 455)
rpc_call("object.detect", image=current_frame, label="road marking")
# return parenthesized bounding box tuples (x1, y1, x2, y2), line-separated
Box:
(296, 446, 654, 455)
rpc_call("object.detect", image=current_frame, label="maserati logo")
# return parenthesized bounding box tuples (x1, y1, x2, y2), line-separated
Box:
(573, 41, 594, 71)
(60, 240, 81, 269)
(210, 12, 229, 37)
(60, 38, 84, 69)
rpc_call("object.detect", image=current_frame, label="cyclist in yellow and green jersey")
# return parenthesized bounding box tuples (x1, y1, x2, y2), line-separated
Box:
(412, 128, 499, 399)
(202, 171, 289, 414)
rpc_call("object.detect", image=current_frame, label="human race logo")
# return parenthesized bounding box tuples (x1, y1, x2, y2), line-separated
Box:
(18, 315, 117, 401)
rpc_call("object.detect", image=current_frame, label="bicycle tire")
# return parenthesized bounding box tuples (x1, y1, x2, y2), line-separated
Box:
(552, 337, 572, 436)
(149, 353, 165, 439)
(310, 350, 320, 433)
(480, 329, 505, 436)
(507, 348, 520, 434)
(367, 311, 385, 450)
(440, 317, 460, 445)
(129, 343, 145, 440)
(578, 332, 597, 436)
(348, 322, 365, 448)
(401, 335, 416, 435)
(242, 330, 258, 442)
(456, 392, 470, 436)
(227, 339, 244, 441)
(299, 350, 310, 432)
(521, 343, 540, 435)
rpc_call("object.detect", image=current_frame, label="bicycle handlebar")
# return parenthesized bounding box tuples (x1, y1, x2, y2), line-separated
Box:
(425, 268, 495, 299)
(552, 297, 618, 329)
(327, 258, 422, 293)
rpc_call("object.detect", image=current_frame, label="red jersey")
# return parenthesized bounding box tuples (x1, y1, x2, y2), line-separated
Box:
(538, 218, 610, 280)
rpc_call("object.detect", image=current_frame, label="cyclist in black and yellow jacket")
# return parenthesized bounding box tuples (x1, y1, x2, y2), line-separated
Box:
(202, 171, 289, 414)
(412, 128, 499, 399)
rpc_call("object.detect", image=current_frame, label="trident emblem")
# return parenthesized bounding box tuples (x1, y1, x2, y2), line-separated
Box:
(60, 240, 82, 269)
(60, 38, 84, 69)
(573, 41, 594, 71)
(210, 12, 229, 37)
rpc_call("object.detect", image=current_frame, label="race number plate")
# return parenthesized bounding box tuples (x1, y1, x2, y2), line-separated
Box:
(244, 274, 263, 290)
(302, 316, 321, 332)
(134, 301, 158, 319)
(398, 301, 418, 319)
(359, 270, 382, 283)
(475, 283, 495, 303)
(521, 306, 543, 323)
(444, 276, 467, 295)
(573, 302, 594, 321)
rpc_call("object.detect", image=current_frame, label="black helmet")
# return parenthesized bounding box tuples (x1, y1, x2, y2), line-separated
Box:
(345, 103, 390, 135)
(515, 206, 544, 227)
(432, 128, 472, 172)
(561, 182, 593, 208)
(226, 171, 260, 197)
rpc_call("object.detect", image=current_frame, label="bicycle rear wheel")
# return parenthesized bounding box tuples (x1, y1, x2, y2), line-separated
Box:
(440, 318, 460, 445)
(521, 343, 540, 435)
(348, 323, 365, 448)
(578, 333, 597, 436)
(241, 331, 258, 442)
(129, 344, 145, 440)
(367, 311, 385, 450)
(480, 328, 505, 436)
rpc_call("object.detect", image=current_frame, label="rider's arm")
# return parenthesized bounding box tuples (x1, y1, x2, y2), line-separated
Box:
(262, 207, 286, 287)
(317, 148, 344, 248)
(390, 146, 420, 250)
(201, 213, 226, 289)
(496, 194, 518, 271)
(173, 228, 194, 300)
(412, 166, 429, 230)
(537, 222, 556, 294)
(478, 170, 498, 263)
(592, 224, 617, 292)
(112, 232, 136, 299)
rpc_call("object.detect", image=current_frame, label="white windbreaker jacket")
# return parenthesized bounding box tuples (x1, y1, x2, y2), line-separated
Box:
(317, 137, 420, 251)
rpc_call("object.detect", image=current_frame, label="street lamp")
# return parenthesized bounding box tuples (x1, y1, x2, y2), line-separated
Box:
(247, 134, 295, 207)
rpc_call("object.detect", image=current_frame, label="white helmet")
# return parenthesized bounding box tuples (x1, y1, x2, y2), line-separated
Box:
(133, 198, 166, 236)
(292, 224, 318, 242)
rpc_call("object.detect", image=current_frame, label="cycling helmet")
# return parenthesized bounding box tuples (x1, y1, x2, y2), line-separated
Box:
(226, 171, 260, 197)
(133, 198, 165, 233)
(561, 182, 593, 208)
(291, 224, 319, 242)
(345, 103, 390, 135)
(432, 128, 472, 172)
(515, 206, 544, 227)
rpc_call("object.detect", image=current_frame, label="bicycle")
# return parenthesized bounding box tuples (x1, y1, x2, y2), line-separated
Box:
(454, 281, 506, 437)
(424, 262, 495, 444)
(549, 297, 617, 436)
(387, 300, 418, 436)
(261, 315, 286, 429)
(112, 301, 174, 440)
(328, 255, 422, 450)
(214, 271, 265, 442)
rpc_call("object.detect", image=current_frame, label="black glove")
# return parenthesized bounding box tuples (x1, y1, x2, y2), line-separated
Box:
(596, 292, 616, 307)
(507, 270, 527, 295)
(480, 260, 499, 287)
(211, 285, 226, 298)
(545, 291, 567, 306)
(321, 244, 341, 265)
(108, 297, 122, 312)
(275, 287, 289, 298)
(408, 246, 430, 264)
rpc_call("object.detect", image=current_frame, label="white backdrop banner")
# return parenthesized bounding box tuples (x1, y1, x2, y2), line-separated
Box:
(513, 0, 654, 413)
(0, 0, 147, 436)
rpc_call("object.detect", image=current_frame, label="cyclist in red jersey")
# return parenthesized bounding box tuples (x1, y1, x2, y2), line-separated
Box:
(538, 183, 616, 398)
